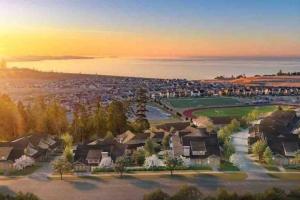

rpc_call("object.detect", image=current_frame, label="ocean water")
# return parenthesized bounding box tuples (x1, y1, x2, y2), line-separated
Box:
(8, 57, 300, 80)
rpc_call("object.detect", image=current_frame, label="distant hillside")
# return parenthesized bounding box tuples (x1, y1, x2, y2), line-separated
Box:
(0, 67, 155, 81)
(8, 55, 95, 62)
(0, 68, 98, 80)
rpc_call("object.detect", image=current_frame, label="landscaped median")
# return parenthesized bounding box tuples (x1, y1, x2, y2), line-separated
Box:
(48, 170, 248, 181)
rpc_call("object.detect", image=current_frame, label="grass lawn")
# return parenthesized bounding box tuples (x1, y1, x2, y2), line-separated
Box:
(193, 105, 277, 118)
(167, 97, 240, 109)
(219, 161, 240, 171)
(9, 165, 41, 176)
(268, 173, 300, 180)
(0, 165, 41, 176)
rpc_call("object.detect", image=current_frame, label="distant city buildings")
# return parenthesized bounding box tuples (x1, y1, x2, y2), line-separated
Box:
(0, 68, 300, 114)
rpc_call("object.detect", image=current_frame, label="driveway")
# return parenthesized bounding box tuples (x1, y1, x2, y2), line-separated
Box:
(231, 129, 271, 180)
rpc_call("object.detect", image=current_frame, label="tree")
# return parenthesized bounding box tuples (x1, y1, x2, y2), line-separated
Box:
(132, 149, 146, 166)
(27, 97, 47, 134)
(107, 100, 128, 135)
(162, 134, 170, 150)
(91, 104, 108, 138)
(44, 101, 68, 135)
(229, 119, 240, 132)
(217, 128, 231, 144)
(164, 155, 182, 176)
(70, 103, 93, 143)
(0, 95, 24, 140)
(17, 101, 29, 133)
(245, 109, 260, 123)
(144, 139, 156, 156)
(252, 140, 267, 161)
(263, 147, 273, 165)
(52, 157, 72, 180)
(61, 132, 73, 148)
(27, 98, 68, 136)
(63, 145, 74, 162)
(134, 88, 150, 133)
(171, 185, 202, 200)
(61, 132, 73, 162)
(223, 140, 235, 161)
(143, 189, 170, 200)
(13, 155, 35, 171)
(114, 156, 128, 178)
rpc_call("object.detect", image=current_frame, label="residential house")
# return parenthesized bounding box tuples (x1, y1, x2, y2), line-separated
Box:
(170, 126, 221, 168)
(248, 109, 300, 165)
(73, 138, 125, 172)
(0, 134, 60, 170)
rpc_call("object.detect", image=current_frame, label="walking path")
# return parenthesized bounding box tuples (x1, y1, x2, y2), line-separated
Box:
(231, 129, 273, 180)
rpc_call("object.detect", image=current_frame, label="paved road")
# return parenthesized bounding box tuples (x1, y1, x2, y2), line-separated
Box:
(231, 129, 271, 180)
(1, 175, 300, 200)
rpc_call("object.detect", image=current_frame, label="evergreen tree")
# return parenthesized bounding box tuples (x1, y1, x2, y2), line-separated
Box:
(0, 95, 24, 140)
(263, 147, 273, 165)
(107, 100, 128, 135)
(91, 104, 108, 138)
(134, 88, 150, 132)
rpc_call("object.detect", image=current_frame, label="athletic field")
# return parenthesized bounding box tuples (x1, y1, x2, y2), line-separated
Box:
(193, 105, 277, 118)
(167, 97, 240, 109)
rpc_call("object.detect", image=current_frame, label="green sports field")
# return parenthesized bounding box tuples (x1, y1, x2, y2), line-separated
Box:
(167, 97, 240, 109)
(193, 105, 278, 118)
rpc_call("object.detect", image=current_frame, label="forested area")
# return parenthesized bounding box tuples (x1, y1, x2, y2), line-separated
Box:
(0, 94, 133, 142)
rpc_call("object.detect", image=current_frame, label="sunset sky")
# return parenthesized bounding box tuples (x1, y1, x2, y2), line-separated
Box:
(0, 0, 300, 58)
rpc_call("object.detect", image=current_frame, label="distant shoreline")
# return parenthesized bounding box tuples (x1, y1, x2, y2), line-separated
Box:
(6, 55, 97, 62)
(4, 57, 300, 81)
(5, 55, 300, 63)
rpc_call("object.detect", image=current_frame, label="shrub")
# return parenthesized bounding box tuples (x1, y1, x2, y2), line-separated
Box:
(143, 189, 169, 200)
(171, 185, 202, 200)
(132, 149, 146, 166)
